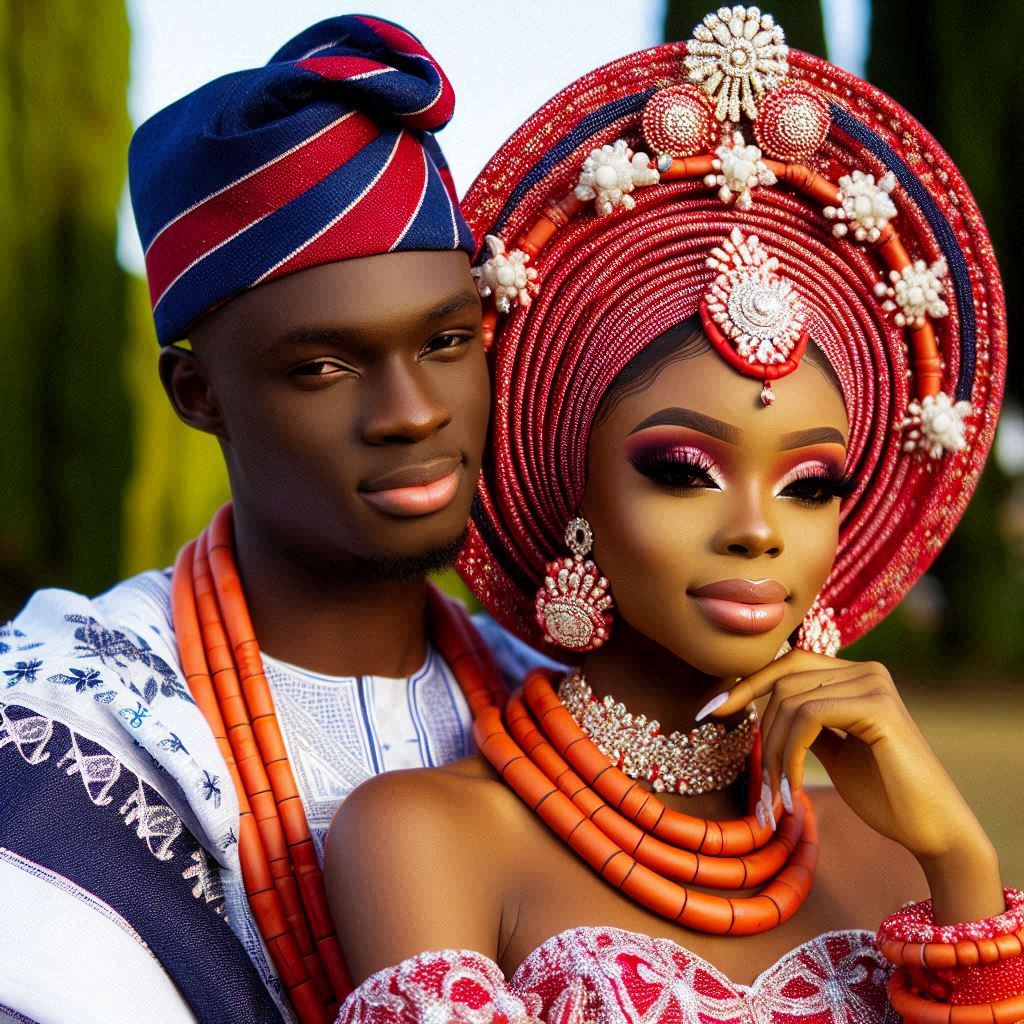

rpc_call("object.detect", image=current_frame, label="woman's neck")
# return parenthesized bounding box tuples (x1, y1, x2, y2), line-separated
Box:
(580, 620, 750, 819)
(580, 620, 733, 732)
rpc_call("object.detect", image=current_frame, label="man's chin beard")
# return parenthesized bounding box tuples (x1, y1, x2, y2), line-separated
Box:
(356, 530, 467, 584)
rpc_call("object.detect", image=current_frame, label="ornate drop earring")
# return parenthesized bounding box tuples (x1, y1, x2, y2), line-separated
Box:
(535, 517, 615, 651)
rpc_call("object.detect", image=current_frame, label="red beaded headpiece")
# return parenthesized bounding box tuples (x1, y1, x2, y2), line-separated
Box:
(457, 6, 1006, 649)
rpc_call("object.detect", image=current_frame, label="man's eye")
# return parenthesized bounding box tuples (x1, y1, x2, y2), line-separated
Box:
(290, 359, 347, 377)
(422, 333, 471, 357)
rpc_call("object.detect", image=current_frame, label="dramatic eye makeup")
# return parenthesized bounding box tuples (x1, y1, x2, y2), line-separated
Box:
(626, 434, 727, 491)
(774, 456, 855, 507)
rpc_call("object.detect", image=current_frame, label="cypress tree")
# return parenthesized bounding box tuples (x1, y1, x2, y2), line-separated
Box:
(0, 1, 131, 616)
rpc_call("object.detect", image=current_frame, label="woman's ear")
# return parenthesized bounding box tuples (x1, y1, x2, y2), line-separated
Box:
(158, 345, 228, 439)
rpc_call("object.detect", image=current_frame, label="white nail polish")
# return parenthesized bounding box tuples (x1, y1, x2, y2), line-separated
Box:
(780, 775, 794, 815)
(755, 799, 767, 827)
(695, 691, 728, 722)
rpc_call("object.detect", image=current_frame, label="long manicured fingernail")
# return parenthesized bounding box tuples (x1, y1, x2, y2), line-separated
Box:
(780, 775, 794, 815)
(761, 771, 776, 830)
(695, 692, 728, 722)
(755, 799, 767, 827)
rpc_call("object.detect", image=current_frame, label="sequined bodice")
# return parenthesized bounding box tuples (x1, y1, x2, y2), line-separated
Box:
(338, 925, 900, 1023)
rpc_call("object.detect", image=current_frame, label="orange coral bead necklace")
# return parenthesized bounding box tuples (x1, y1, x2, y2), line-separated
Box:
(173, 504, 816, 1021)
(473, 667, 818, 935)
(171, 504, 505, 1024)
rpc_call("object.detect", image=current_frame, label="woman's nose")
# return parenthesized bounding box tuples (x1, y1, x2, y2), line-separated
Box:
(712, 488, 784, 558)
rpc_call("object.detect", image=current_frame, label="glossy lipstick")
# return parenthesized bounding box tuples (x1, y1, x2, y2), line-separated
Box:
(689, 578, 789, 635)
(360, 459, 464, 518)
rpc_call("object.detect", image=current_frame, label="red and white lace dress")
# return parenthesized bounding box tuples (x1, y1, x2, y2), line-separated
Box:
(337, 925, 898, 1023)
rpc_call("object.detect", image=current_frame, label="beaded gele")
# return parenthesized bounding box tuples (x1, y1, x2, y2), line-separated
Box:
(456, 5, 1005, 653)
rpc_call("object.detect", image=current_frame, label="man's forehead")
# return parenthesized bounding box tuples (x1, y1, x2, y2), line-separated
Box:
(195, 251, 479, 348)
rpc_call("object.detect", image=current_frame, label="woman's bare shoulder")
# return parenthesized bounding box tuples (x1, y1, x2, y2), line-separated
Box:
(324, 757, 528, 983)
(808, 784, 928, 926)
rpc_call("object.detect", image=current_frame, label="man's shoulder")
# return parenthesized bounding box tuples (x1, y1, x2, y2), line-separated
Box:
(5, 569, 174, 650)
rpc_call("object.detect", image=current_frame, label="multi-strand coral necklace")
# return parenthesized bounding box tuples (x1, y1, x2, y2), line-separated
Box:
(173, 504, 816, 1022)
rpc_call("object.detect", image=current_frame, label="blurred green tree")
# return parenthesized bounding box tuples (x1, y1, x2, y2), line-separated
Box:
(0, 1, 131, 618)
(119, 277, 230, 579)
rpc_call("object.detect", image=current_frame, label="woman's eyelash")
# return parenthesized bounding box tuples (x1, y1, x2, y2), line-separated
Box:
(628, 444, 725, 490)
(776, 462, 856, 506)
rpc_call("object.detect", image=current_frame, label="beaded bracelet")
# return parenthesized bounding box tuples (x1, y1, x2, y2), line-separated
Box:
(877, 889, 1024, 1019)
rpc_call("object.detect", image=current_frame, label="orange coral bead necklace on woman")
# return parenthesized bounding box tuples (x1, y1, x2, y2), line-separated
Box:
(173, 504, 815, 1021)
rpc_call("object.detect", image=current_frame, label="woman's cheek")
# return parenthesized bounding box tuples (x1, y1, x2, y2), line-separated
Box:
(595, 495, 711, 633)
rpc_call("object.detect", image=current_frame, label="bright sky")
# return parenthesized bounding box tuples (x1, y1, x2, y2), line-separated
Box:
(119, 0, 869, 271)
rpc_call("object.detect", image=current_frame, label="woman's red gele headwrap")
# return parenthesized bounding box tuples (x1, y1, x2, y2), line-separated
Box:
(457, 7, 1006, 650)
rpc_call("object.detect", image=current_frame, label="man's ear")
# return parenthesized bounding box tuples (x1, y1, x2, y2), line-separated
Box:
(158, 344, 227, 439)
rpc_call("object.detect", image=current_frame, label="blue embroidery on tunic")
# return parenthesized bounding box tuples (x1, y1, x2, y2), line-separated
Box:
(202, 770, 223, 808)
(4, 660, 43, 685)
(65, 614, 194, 705)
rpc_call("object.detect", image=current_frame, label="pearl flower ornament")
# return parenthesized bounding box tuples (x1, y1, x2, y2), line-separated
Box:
(900, 392, 973, 459)
(704, 130, 776, 210)
(825, 170, 897, 243)
(874, 258, 950, 328)
(575, 139, 660, 216)
(685, 5, 789, 123)
(471, 235, 538, 315)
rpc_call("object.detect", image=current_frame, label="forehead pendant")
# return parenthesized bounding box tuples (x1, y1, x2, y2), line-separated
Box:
(700, 227, 809, 406)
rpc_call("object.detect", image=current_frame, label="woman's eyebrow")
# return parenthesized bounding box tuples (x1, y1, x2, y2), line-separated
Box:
(779, 427, 847, 450)
(628, 408, 740, 444)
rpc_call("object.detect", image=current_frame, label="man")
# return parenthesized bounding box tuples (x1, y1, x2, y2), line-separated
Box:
(0, 16, 541, 1023)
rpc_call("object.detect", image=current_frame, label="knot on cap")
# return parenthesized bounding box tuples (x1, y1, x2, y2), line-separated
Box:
(267, 15, 455, 133)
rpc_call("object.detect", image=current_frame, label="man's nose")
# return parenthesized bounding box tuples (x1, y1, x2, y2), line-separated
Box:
(360, 359, 452, 444)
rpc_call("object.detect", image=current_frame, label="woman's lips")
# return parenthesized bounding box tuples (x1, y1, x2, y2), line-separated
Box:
(359, 461, 464, 518)
(688, 578, 789, 635)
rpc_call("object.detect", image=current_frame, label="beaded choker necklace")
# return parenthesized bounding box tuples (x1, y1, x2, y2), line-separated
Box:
(172, 504, 506, 1024)
(558, 671, 758, 796)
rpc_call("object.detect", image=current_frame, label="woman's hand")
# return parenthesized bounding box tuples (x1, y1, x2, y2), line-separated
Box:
(706, 648, 1004, 922)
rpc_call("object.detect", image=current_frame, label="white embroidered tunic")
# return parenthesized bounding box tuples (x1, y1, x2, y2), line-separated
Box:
(0, 570, 541, 1024)
(224, 646, 476, 1017)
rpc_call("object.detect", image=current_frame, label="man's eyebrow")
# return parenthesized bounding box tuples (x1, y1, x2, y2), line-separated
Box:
(628, 408, 741, 444)
(263, 292, 481, 353)
(423, 291, 481, 323)
(264, 327, 355, 352)
(779, 427, 847, 450)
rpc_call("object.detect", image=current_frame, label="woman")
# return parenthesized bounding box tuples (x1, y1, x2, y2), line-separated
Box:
(326, 8, 1017, 1021)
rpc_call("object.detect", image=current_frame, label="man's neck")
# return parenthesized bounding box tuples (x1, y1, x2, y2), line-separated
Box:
(231, 512, 431, 679)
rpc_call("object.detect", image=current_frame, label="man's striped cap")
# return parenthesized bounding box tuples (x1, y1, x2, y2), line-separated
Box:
(129, 15, 474, 344)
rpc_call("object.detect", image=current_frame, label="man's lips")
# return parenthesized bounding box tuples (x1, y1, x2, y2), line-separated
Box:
(359, 457, 464, 518)
(688, 578, 790, 635)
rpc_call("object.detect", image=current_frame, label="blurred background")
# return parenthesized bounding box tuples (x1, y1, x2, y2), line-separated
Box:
(1, 1, 1020, 871)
